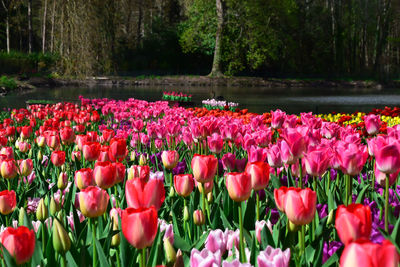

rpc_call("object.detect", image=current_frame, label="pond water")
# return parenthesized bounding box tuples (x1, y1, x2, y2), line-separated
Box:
(2, 86, 400, 114)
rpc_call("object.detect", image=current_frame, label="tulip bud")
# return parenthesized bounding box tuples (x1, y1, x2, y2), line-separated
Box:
(193, 210, 205, 226)
(139, 154, 147, 166)
(18, 207, 26, 226)
(130, 151, 136, 162)
(53, 219, 71, 254)
(36, 198, 48, 221)
(37, 150, 43, 161)
(58, 172, 68, 190)
(28, 148, 33, 158)
(164, 238, 176, 265)
(288, 221, 300, 232)
(61, 164, 66, 172)
(207, 192, 213, 203)
(111, 223, 120, 247)
(183, 206, 189, 222)
(50, 196, 61, 216)
(174, 249, 184, 267)
(327, 209, 334, 225)
(169, 187, 175, 198)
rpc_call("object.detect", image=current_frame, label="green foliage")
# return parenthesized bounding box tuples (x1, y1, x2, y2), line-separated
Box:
(179, 0, 218, 56)
(0, 51, 58, 75)
(0, 75, 17, 89)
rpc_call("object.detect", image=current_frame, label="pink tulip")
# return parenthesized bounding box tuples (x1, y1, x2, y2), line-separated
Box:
(257, 246, 290, 267)
(364, 114, 381, 135)
(304, 147, 332, 177)
(222, 153, 236, 171)
(255, 220, 273, 244)
(207, 133, 224, 154)
(266, 143, 283, 168)
(375, 164, 399, 187)
(222, 259, 252, 267)
(190, 248, 221, 267)
(248, 146, 268, 163)
(205, 229, 227, 254)
(374, 142, 400, 174)
(337, 143, 368, 176)
(281, 128, 307, 159)
(270, 109, 286, 129)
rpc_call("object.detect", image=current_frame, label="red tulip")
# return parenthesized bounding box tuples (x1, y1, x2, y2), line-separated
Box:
(225, 172, 252, 202)
(274, 186, 316, 225)
(75, 135, 87, 150)
(20, 126, 32, 139)
(281, 128, 307, 159)
(0, 190, 16, 215)
(0, 147, 14, 159)
(127, 165, 150, 182)
(60, 127, 75, 145)
(174, 174, 194, 197)
(0, 159, 17, 179)
(71, 151, 81, 162)
(109, 138, 127, 162)
(191, 154, 218, 183)
(97, 145, 110, 162)
(207, 133, 224, 154)
(79, 186, 109, 218)
(335, 204, 372, 245)
(86, 131, 98, 142)
(51, 151, 66, 166)
(82, 142, 101, 162)
(245, 161, 270, 191)
(125, 179, 165, 210)
(93, 161, 117, 189)
(114, 162, 126, 184)
(1, 226, 35, 265)
(340, 239, 399, 267)
(121, 207, 158, 249)
(102, 129, 115, 143)
(74, 168, 95, 190)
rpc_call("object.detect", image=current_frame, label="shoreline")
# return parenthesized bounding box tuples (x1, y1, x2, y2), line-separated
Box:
(4, 75, 400, 95)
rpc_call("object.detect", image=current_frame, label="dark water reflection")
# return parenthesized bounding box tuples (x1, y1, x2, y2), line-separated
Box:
(2, 86, 400, 114)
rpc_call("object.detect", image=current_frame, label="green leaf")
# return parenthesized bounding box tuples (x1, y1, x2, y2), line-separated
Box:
(1, 244, 17, 267)
(327, 189, 337, 212)
(193, 231, 208, 250)
(147, 228, 162, 266)
(174, 234, 192, 252)
(95, 238, 111, 267)
(391, 217, 400, 247)
(249, 233, 257, 266)
(65, 251, 79, 267)
(355, 184, 369, 204)
(305, 245, 315, 263)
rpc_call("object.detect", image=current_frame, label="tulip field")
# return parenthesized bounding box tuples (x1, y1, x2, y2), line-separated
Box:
(0, 96, 399, 267)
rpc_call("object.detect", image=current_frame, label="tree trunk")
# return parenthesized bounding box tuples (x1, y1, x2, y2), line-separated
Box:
(42, 0, 47, 53)
(209, 0, 225, 77)
(6, 14, 10, 53)
(28, 0, 33, 53)
(50, 0, 56, 52)
(137, 0, 143, 46)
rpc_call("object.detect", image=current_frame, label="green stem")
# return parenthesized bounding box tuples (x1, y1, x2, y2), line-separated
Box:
(299, 225, 305, 256)
(238, 203, 246, 263)
(256, 191, 260, 221)
(92, 218, 97, 267)
(201, 184, 206, 222)
(327, 169, 331, 191)
(385, 174, 389, 233)
(60, 254, 67, 267)
(298, 161, 303, 189)
(7, 179, 10, 191)
(372, 159, 376, 191)
(116, 247, 121, 267)
(42, 223, 46, 253)
(5, 216, 9, 227)
(141, 248, 146, 267)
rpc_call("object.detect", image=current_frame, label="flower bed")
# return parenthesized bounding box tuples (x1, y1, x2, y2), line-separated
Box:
(0, 96, 398, 266)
